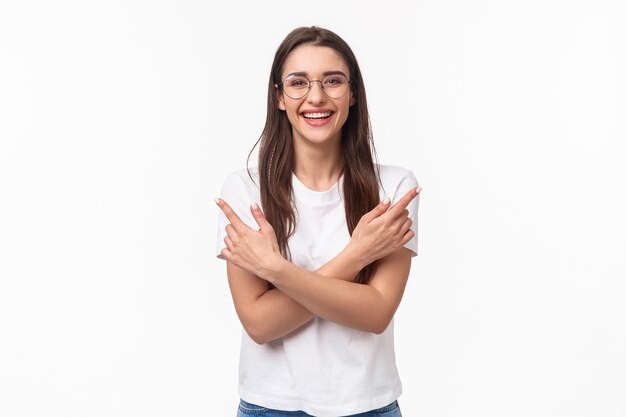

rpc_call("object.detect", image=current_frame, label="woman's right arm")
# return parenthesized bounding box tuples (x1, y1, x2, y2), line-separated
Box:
(226, 242, 365, 345)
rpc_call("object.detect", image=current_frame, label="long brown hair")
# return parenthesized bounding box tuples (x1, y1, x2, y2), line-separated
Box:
(247, 26, 382, 284)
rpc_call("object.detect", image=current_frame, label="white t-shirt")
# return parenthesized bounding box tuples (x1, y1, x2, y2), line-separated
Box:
(216, 164, 419, 417)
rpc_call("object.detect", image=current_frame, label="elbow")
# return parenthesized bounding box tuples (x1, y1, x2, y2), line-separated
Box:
(237, 305, 278, 345)
(248, 331, 269, 345)
(370, 323, 388, 335)
(369, 315, 393, 335)
(242, 321, 271, 345)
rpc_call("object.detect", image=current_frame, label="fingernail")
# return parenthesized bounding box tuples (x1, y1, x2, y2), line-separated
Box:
(214, 198, 220, 205)
(251, 202, 259, 210)
(382, 197, 390, 204)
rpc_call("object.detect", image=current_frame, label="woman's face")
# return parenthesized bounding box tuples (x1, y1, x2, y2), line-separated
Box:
(277, 44, 355, 148)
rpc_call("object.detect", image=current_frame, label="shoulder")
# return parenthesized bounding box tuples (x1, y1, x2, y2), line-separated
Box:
(375, 163, 419, 189)
(220, 166, 261, 193)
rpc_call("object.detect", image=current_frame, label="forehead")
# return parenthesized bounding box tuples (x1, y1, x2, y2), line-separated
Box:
(281, 44, 349, 78)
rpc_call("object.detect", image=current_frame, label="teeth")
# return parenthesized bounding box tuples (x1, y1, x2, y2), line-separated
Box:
(303, 112, 332, 119)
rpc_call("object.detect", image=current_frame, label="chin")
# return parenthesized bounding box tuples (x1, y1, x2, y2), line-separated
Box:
(300, 132, 341, 145)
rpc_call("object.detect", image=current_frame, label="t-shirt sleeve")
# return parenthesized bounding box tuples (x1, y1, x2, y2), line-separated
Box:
(392, 169, 420, 257)
(215, 172, 259, 260)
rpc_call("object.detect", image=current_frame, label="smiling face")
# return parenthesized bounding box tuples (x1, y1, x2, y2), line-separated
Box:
(277, 44, 355, 149)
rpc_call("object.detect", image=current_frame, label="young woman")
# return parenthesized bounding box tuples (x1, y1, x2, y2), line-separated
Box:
(215, 26, 421, 417)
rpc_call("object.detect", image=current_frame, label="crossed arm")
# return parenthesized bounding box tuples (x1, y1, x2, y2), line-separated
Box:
(216, 187, 421, 344)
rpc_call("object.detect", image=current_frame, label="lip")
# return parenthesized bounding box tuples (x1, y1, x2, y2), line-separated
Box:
(300, 108, 334, 115)
(300, 111, 334, 127)
(300, 108, 335, 127)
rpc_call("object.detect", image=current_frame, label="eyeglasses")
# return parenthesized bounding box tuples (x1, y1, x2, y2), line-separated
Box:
(276, 73, 352, 100)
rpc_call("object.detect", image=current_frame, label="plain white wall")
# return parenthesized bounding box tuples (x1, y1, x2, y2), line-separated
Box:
(1, 1, 625, 416)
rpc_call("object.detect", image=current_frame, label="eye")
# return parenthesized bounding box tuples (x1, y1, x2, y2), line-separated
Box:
(286, 77, 309, 88)
(323, 76, 345, 87)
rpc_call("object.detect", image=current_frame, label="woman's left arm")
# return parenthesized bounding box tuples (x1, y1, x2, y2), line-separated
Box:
(266, 247, 412, 334)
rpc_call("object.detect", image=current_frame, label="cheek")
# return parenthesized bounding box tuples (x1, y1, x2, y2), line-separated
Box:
(286, 101, 304, 120)
(337, 112, 350, 127)
(338, 101, 352, 121)
(285, 107, 301, 126)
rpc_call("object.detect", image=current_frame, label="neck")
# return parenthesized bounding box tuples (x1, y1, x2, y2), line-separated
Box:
(292, 135, 343, 191)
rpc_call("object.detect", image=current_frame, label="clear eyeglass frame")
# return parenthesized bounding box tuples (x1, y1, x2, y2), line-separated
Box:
(276, 73, 352, 100)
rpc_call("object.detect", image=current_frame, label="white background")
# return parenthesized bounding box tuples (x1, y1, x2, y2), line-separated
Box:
(1, 1, 625, 416)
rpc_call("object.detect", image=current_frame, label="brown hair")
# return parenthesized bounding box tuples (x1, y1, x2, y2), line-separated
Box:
(247, 26, 382, 284)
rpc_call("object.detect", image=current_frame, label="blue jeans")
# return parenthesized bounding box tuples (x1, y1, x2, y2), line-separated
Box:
(237, 398, 402, 417)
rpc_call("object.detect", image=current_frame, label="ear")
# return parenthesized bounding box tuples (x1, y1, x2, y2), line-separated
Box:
(349, 91, 356, 107)
(276, 85, 286, 111)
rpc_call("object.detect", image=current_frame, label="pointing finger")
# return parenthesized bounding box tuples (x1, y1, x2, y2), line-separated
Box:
(215, 198, 247, 230)
(386, 187, 421, 218)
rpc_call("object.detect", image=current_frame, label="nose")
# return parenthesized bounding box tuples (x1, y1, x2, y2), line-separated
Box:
(307, 80, 326, 104)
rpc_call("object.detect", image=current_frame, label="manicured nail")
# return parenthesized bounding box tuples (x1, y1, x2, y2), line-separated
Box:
(214, 198, 220, 205)
(382, 197, 390, 204)
(251, 202, 259, 210)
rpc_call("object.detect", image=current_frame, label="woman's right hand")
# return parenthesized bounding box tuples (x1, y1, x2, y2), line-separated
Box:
(348, 187, 422, 267)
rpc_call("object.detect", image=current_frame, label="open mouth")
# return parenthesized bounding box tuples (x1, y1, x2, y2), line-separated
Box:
(301, 111, 334, 120)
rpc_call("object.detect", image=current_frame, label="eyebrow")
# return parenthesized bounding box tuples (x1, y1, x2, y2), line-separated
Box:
(285, 70, 348, 78)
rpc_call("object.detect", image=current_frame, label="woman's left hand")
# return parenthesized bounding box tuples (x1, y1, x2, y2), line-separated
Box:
(216, 198, 283, 280)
